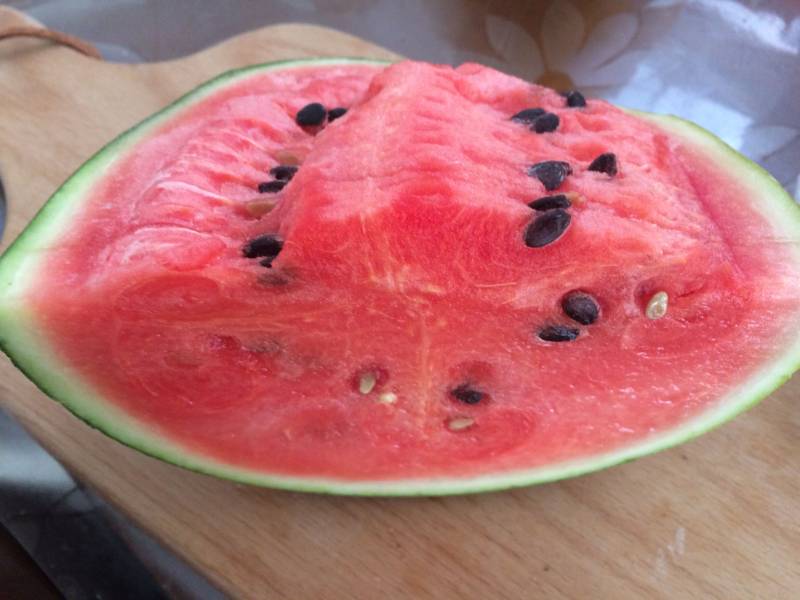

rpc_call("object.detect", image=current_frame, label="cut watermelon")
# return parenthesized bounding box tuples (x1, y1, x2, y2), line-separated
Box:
(1, 59, 799, 495)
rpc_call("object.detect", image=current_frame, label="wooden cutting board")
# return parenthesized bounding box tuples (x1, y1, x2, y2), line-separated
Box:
(1, 6, 798, 599)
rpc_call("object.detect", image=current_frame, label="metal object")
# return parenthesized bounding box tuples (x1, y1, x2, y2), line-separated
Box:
(0, 410, 228, 599)
(0, 410, 170, 599)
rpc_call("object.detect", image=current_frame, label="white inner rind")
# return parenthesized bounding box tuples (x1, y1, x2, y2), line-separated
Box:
(0, 60, 799, 496)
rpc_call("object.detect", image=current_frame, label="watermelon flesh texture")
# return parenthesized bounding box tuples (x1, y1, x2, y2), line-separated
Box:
(2, 59, 800, 493)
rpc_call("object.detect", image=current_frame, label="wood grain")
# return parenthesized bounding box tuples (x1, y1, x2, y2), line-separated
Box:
(1, 6, 798, 599)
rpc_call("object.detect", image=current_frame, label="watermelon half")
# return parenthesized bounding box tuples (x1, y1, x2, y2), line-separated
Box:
(1, 58, 799, 495)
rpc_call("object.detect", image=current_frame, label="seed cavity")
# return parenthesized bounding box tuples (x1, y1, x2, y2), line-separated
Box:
(451, 384, 485, 405)
(447, 416, 475, 432)
(538, 325, 580, 342)
(327, 107, 348, 121)
(295, 102, 326, 126)
(531, 112, 560, 133)
(258, 180, 287, 194)
(564, 90, 586, 108)
(378, 392, 397, 404)
(358, 371, 378, 395)
(259, 271, 291, 286)
(524, 208, 571, 248)
(562, 292, 599, 325)
(646, 291, 669, 320)
(529, 194, 570, 211)
(242, 234, 284, 261)
(528, 161, 572, 191)
(269, 165, 298, 181)
(511, 108, 545, 124)
(588, 153, 618, 177)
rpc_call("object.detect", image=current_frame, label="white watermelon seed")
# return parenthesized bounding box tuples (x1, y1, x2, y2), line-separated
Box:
(244, 198, 277, 217)
(447, 416, 475, 432)
(358, 371, 377, 394)
(275, 149, 300, 166)
(646, 291, 669, 320)
(377, 392, 397, 404)
(565, 191, 586, 206)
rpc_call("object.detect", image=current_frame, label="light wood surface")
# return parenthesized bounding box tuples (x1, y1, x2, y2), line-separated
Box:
(1, 6, 798, 599)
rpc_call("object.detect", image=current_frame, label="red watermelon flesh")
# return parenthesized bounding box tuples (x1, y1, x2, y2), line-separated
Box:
(2, 59, 800, 493)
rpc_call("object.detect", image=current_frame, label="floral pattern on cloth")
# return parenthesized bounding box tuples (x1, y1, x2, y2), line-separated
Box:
(481, 0, 800, 201)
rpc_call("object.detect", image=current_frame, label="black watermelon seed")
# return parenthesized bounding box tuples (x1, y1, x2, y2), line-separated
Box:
(451, 384, 485, 405)
(588, 153, 618, 177)
(528, 161, 572, 191)
(562, 292, 599, 325)
(528, 194, 571, 211)
(259, 257, 275, 268)
(524, 209, 571, 248)
(511, 108, 546, 124)
(564, 90, 586, 108)
(327, 107, 348, 121)
(531, 112, 560, 133)
(242, 234, 284, 260)
(295, 102, 326, 126)
(538, 325, 580, 342)
(269, 165, 298, 181)
(258, 180, 287, 193)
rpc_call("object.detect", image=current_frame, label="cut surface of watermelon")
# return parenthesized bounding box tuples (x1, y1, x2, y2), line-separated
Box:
(1, 59, 799, 495)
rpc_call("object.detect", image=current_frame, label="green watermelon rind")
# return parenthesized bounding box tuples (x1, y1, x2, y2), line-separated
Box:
(1, 59, 799, 496)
